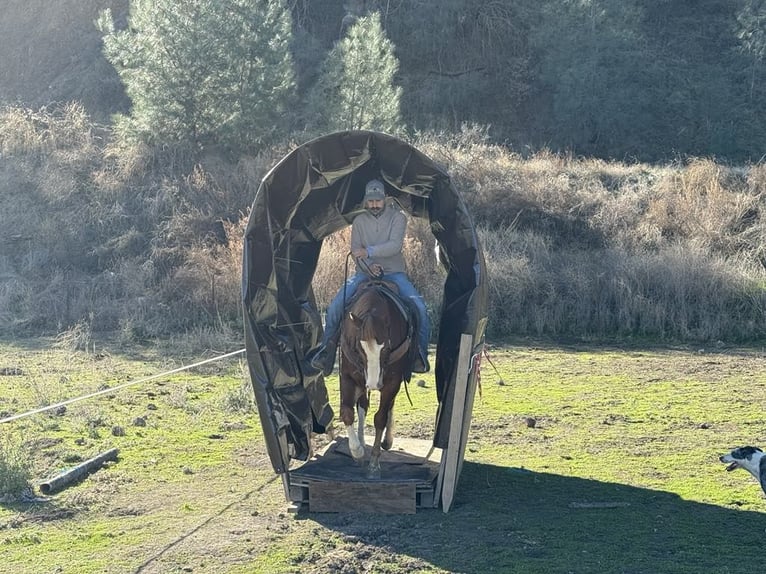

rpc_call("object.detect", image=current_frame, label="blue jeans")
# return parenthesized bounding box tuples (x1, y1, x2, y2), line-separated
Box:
(322, 272, 430, 360)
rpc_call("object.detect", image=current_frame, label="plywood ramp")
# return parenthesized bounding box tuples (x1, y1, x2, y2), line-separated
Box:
(288, 436, 440, 514)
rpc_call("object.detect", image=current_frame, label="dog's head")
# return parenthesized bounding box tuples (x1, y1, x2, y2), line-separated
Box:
(720, 446, 763, 472)
(719, 446, 766, 495)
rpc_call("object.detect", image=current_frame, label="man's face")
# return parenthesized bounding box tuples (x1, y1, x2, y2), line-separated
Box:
(366, 198, 384, 216)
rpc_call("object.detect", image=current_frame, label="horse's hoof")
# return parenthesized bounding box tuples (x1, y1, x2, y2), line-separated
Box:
(366, 464, 381, 480)
(351, 454, 365, 467)
(350, 446, 365, 461)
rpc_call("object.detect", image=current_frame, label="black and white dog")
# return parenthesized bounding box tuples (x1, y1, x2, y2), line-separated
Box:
(719, 446, 766, 495)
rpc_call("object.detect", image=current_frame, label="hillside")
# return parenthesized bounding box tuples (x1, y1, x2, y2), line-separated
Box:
(2, 1, 764, 161)
(0, 0, 128, 120)
(2, 2, 766, 345)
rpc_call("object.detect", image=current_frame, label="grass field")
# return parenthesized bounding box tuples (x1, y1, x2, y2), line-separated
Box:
(1, 337, 765, 573)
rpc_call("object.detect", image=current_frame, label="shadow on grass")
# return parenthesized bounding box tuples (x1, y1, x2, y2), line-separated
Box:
(0, 498, 78, 524)
(307, 461, 764, 574)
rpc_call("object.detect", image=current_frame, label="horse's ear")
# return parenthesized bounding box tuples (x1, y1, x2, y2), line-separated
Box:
(349, 311, 361, 326)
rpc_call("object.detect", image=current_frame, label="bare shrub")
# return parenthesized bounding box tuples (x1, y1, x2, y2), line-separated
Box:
(479, 225, 556, 337)
(481, 228, 766, 341)
(222, 380, 256, 413)
(221, 360, 256, 414)
(745, 162, 766, 194)
(0, 106, 44, 157)
(403, 216, 442, 313)
(159, 325, 242, 361)
(171, 243, 241, 325)
(53, 314, 94, 352)
(0, 274, 35, 334)
(69, 405, 111, 440)
(0, 103, 99, 166)
(313, 228, 352, 311)
(644, 159, 759, 255)
(0, 435, 32, 500)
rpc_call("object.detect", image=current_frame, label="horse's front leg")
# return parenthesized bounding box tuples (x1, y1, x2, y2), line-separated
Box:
(356, 391, 369, 452)
(367, 382, 400, 479)
(382, 402, 395, 451)
(340, 379, 366, 464)
(367, 422, 384, 480)
(366, 407, 396, 480)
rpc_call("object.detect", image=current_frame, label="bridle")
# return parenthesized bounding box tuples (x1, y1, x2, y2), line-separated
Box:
(340, 292, 411, 376)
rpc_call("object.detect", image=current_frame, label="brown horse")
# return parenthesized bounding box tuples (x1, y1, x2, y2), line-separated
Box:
(339, 280, 412, 478)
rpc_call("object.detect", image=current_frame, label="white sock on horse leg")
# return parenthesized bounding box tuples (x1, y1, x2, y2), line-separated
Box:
(346, 424, 364, 460)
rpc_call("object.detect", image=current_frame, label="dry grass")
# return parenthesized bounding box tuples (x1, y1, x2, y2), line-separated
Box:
(2, 106, 766, 343)
(416, 130, 766, 341)
(312, 228, 353, 311)
(0, 435, 32, 500)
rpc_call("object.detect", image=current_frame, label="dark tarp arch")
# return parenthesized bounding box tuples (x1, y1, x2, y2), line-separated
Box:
(243, 130, 488, 474)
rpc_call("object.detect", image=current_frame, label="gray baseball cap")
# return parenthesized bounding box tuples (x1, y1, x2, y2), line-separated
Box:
(364, 179, 385, 201)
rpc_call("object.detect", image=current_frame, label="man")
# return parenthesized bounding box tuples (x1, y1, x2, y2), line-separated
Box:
(309, 178, 430, 376)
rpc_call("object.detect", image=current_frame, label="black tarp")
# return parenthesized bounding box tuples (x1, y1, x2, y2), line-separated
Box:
(242, 130, 488, 474)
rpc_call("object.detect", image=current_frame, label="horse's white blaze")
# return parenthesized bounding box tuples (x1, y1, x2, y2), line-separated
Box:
(360, 338, 384, 391)
(356, 404, 366, 448)
(346, 423, 365, 460)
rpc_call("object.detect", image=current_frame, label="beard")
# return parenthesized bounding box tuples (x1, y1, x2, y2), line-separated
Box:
(368, 206, 384, 217)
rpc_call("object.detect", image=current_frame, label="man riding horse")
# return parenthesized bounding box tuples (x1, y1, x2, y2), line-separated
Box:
(307, 178, 431, 377)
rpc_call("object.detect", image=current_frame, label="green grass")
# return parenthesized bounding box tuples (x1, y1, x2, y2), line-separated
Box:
(1, 338, 766, 573)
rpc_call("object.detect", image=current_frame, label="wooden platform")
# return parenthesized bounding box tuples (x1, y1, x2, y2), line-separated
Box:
(288, 436, 440, 514)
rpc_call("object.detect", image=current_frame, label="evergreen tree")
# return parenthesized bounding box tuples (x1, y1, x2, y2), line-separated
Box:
(97, 0, 296, 152)
(736, 0, 766, 101)
(387, 0, 532, 142)
(306, 12, 403, 134)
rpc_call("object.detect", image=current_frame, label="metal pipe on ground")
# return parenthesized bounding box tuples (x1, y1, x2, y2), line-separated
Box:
(39, 448, 119, 495)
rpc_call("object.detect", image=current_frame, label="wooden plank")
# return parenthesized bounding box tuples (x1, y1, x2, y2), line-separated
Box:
(456, 343, 481, 482)
(288, 437, 438, 513)
(439, 333, 473, 513)
(417, 489, 435, 508)
(309, 481, 416, 514)
(291, 437, 439, 484)
(432, 402, 446, 508)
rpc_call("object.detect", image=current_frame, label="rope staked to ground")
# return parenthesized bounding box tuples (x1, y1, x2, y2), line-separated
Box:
(0, 348, 246, 425)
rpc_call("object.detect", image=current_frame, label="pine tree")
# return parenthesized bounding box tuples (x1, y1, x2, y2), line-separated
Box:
(736, 0, 766, 101)
(97, 0, 296, 152)
(307, 12, 403, 134)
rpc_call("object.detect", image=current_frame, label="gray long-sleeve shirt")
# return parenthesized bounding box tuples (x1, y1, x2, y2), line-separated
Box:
(350, 202, 407, 275)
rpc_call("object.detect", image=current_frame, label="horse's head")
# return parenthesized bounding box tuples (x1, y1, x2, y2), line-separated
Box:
(342, 283, 411, 391)
(349, 306, 389, 391)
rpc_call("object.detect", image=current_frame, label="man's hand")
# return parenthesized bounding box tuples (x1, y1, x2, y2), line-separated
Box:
(352, 248, 367, 259)
(370, 263, 383, 278)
